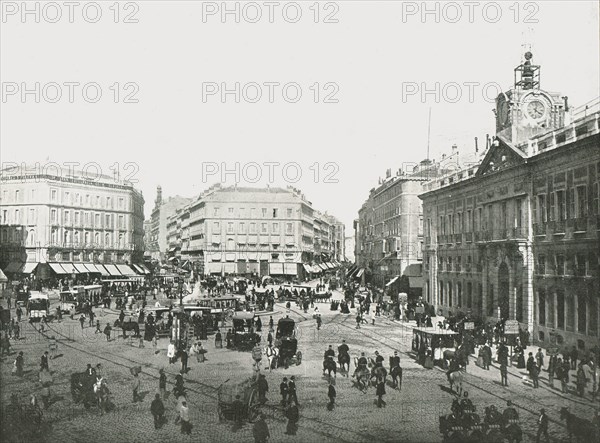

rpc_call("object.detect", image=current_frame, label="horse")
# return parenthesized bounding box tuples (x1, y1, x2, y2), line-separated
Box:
(93, 378, 110, 415)
(323, 356, 337, 378)
(370, 366, 387, 386)
(448, 369, 464, 396)
(353, 357, 370, 393)
(390, 365, 403, 390)
(264, 346, 278, 372)
(113, 319, 140, 338)
(338, 351, 350, 376)
(560, 407, 597, 443)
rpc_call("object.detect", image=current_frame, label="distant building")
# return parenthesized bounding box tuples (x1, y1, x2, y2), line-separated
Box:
(0, 164, 145, 280)
(165, 184, 344, 278)
(344, 235, 355, 262)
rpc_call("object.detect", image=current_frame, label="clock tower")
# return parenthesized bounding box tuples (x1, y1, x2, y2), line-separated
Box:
(495, 52, 566, 148)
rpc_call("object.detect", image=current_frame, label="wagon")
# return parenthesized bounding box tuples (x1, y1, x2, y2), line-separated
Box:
(276, 317, 302, 366)
(217, 377, 260, 423)
(232, 311, 261, 351)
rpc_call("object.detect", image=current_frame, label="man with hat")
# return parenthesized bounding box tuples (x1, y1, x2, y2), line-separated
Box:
(280, 377, 289, 405)
(353, 352, 368, 378)
(536, 408, 549, 443)
(323, 345, 335, 375)
(253, 412, 270, 443)
(374, 351, 384, 368)
(288, 375, 298, 406)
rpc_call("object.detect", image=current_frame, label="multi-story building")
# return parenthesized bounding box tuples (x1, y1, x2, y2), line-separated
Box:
(420, 52, 600, 349)
(0, 164, 145, 279)
(164, 184, 343, 277)
(355, 162, 445, 294)
(148, 186, 192, 262)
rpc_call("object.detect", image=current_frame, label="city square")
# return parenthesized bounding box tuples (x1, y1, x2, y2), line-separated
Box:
(1, 1, 600, 442)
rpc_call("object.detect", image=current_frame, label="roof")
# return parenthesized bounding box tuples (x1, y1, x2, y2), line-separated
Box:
(278, 317, 295, 324)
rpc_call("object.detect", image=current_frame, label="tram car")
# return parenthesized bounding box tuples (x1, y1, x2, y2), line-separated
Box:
(275, 317, 302, 366)
(412, 327, 458, 367)
(28, 293, 50, 320)
(231, 311, 260, 351)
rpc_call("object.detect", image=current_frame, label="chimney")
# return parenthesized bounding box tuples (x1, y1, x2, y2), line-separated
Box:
(562, 96, 569, 111)
(474, 137, 478, 153)
(452, 144, 458, 155)
(486, 134, 491, 150)
(441, 153, 446, 161)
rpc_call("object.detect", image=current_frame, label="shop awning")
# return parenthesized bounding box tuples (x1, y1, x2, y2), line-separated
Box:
(138, 264, 151, 274)
(269, 262, 284, 275)
(284, 262, 297, 275)
(48, 263, 69, 274)
(115, 264, 135, 275)
(0, 268, 7, 282)
(74, 263, 89, 273)
(302, 264, 312, 273)
(130, 264, 144, 274)
(345, 265, 357, 277)
(83, 264, 101, 273)
(103, 264, 122, 276)
(355, 268, 365, 278)
(409, 276, 424, 288)
(385, 276, 399, 287)
(22, 262, 39, 274)
(318, 263, 328, 271)
(95, 264, 111, 277)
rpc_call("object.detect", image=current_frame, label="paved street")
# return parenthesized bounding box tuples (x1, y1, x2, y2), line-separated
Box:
(1, 288, 598, 443)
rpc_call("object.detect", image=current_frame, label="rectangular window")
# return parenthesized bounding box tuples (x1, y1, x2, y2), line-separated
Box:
(593, 183, 599, 215)
(262, 208, 267, 217)
(556, 255, 565, 275)
(239, 222, 245, 234)
(287, 208, 293, 218)
(64, 210, 70, 224)
(105, 215, 110, 228)
(64, 192, 70, 204)
(15, 190, 20, 201)
(51, 189, 57, 201)
(29, 209, 35, 224)
(261, 223, 267, 233)
(538, 195, 546, 223)
(515, 199, 523, 228)
(286, 223, 293, 234)
(118, 215, 124, 229)
(557, 191, 566, 220)
(273, 209, 278, 218)
(74, 211, 80, 226)
(576, 254, 587, 276)
(227, 222, 234, 233)
(548, 193, 555, 221)
(228, 207, 234, 215)
(95, 213, 100, 227)
(85, 195, 90, 205)
(538, 255, 546, 275)
(213, 222, 220, 232)
(576, 185, 587, 218)
(568, 188, 575, 218)
(118, 198, 124, 209)
(249, 223, 256, 234)
(272, 223, 279, 233)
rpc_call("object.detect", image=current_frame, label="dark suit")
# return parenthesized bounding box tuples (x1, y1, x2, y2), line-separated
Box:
(536, 412, 549, 443)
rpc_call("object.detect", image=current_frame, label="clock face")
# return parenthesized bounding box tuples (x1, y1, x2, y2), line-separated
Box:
(526, 99, 546, 120)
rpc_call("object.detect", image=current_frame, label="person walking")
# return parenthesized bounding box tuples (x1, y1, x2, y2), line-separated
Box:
(15, 351, 24, 377)
(576, 364, 587, 397)
(356, 312, 362, 329)
(548, 354, 556, 387)
(316, 314, 322, 331)
(40, 351, 49, 371)
(535, 348, 544, 370)
(103, 323, 112, 341)
(95, 320, 101, 334)
(500, 361, 508, 386)
(180, 347, 189, 374)
(257, 374, 268, 404)
(376, 376, 386, 408)
(288, 375, 298, 406)
(561, 359, 570, 393)
(284, 399, 299, 435)
(88, 309, 95, 327)
(482, 344, 492, 370)
(526, 352, 535, 375)
(159, 369, 167, 400)
(79, 314, 85, 330)
(280, 377, 289, 406)
(570, 346, 578, 370)
(16, 306, 22, 322)
(327, 380, 336, 410)
(531, 363, 540, 388)
(167, 341, 176, 364)
(180, 400, 192, 434)
(536, 408, 549, 443)
(132, 372, 141, 403)
(150, 393, 165, 429)
(253, 413, 270, 443)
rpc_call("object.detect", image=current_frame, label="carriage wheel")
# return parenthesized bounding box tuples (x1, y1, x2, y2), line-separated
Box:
(295, 351, 302, 365)
(247, 389, 260, 423)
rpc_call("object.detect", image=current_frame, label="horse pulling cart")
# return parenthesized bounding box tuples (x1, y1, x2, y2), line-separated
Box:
(217, 378, 261, 423)
(276, 317, 302, 367)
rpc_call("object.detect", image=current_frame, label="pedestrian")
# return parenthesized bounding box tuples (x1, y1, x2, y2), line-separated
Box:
(284, 399, 299, 435)
(150, 393, 165, 429)
(79, 314, 85, 330)
(356, 312, 361, 329)
(180, 400, 192, 434)
(104, 323, 112, 341)
(40, 351, 49, 371)
(535, 348, 544, 369)
(89, 310, 95, 327)
(280, 377, 289, 406)
(288, 375, 298, 406)
(531, 362, 539, 388)
(95, 320, 101, 334)
(576, 364, 587, 397)
(371, 310, 376, 326)
(257, 373, 268, 403)
(159, 369, 167, 400)
(500, 361, 508, 386)
(570, 346, 578, 370)
(526, 352, 535, 375)
(548, 354, 556, 387)
(316, 315, 322, 330)
(536, 408, 549, 443)
(327, 380, 336, 410)
(268, 316, 274, 332)
(482, 343, 492, 370)
(15, 351, 24, 377)
(253, 413, 270, 443)
(132, 372, 141, 402)
(7, 295, 11, 309)
(376, 376, 386, 407)
(16, 306, 22, 322)
(14, 322, 20, 340)
(562, 359, 570, 393)
(152, 334, 158, 354)
(167, 341, 176, 364)
(48, 336, 58, 359)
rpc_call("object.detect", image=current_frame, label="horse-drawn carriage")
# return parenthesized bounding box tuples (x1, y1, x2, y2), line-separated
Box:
(70, 372, 112, 413)
(275, 317, 302, 367)
(439, 404, 523, 443)
(231, 311, 261, 351)
(412, 327, 458, 368)
(313, 290, 333, 303)
(113, 318, 141, 338)
(217, 377, 261, 423)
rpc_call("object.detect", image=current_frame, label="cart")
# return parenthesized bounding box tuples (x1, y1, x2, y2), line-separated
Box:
(217, 377, 260, 423)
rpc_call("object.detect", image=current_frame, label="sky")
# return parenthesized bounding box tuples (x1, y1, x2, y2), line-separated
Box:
(1, 1, 599, 231)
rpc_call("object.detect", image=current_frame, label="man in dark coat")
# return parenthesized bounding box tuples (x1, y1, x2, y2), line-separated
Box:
(288, 376, 298, 406)
(338, 340, 349, 356)
(280, 377, 288, 405)
(376, 377, 386, 408)
(536, 408, 549, 443)
(253, 413, 270, 443)
(327, 380, 336, 410)
(257, 374, 268, 403)
(180, 348, 188, 374)
(482, 344, 492, 370)
(150, 393, 165, 429)
(40, 351, 49, 371)
(284, 400, 299, 435)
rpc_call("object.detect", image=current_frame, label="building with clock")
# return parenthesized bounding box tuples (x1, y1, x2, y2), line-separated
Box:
(420, 52, 599, 350)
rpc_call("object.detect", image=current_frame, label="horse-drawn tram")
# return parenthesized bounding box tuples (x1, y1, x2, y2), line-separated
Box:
(412, 327, 458, 367)
(275, 317, 302, 367)
(231, 311, 261, 351)
(217, 377, 260, 423)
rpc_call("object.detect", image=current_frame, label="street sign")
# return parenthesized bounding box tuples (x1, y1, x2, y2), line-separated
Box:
(547, 346, 560, 355)
(464, 322, 475, 330)
(504, 320, 519, 335)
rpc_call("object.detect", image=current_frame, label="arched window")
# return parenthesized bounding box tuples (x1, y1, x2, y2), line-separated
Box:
(28, 229, 35, 246)
(74, 231, 80, 245)
(51, 228, 57, 245)
(85, 232, 90, 245)
(94, 232, 100, 246)
(105, 233, 111, 247)
(64, 230, 71, 245)
(118, 233, 124, 247)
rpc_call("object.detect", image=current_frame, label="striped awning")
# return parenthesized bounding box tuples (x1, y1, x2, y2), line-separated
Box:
(115, 264, 135, 275)
(102, 264, 122, 276)
(355, 268, 365, 278)
(95, 264, 111, 276)
(302, 263, 312, 273)
(61, 263, 79, 274)
(83, 264, 101, 273)
(138, 264, 151, 274)
(22, 262, 39, 274)
(48, 263, 69, 274)
(74, 263, 89, 273)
